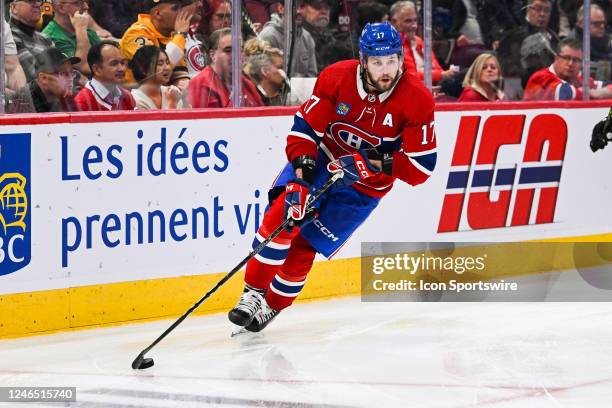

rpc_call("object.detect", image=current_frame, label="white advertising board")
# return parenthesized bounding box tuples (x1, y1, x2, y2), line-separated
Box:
(0, 105, 610, 294)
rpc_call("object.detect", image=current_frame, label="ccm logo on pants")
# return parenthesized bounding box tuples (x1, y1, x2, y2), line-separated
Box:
(313, 219, 339, 242)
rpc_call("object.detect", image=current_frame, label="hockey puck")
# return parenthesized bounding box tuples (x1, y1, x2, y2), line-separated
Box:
(132, 355, 155, 370)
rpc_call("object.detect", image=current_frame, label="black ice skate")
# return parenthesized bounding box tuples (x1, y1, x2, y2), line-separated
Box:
(244, 299, 279, 332)
(228, 285, 265, 326)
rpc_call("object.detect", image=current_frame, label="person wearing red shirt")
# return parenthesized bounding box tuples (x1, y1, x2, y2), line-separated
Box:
(459, 53, 505, 102)
(390, 1, 457, 84)
(524, 37, 612, 101)
(74, 40, 135, 111)
(188, 28, 263, 108)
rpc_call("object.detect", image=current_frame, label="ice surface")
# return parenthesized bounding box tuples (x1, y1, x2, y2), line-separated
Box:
(1, 298, 612, 407)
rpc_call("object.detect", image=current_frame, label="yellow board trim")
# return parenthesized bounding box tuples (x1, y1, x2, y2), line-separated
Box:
(0, 257, 361, 339)
(1, 234, 610, 339)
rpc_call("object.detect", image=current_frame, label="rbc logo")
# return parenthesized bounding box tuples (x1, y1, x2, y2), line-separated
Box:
(0, 134, 31, 276)
(438, 114, 567, 232)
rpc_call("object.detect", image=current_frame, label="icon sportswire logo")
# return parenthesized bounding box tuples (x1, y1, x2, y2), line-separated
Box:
(0, 133, 31, 276)
(438, 114, 567, 232)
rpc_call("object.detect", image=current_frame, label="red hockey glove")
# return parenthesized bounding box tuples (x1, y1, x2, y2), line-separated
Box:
(284, 179, 314, 231)
(327, 150, 380, 188)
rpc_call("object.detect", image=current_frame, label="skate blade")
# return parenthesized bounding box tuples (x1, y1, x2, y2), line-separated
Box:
(230, 327, 250, 337)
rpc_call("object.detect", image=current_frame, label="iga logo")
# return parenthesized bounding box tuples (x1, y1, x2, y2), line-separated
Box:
(0, 134, 31, 276)
(438, 114, 567, 232)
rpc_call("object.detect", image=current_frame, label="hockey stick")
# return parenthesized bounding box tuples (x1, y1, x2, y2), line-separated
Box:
(132, 170, 344, 369)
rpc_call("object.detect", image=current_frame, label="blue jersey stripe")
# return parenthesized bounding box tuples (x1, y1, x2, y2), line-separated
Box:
(411, 152, 437, 172)
(291, 115, 322, 143)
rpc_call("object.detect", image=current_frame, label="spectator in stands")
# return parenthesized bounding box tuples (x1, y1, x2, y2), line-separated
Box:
(390, 1, 457, 84)
(569, 5, 611, 66)
(353, 1, 389, 56)
(181, 0, 206, 77)
(4, 19, 28, 95)
(88, 0, 143, 39)
(74, 40, 136, 111)
(244, 0, 281, 32)
(243, 39, 287, 105)
(9, 0, 54, 84)
(120, 0, 197, 83)
(42, 0, 100, 76)
(36, 0, 54, 31)
(458, 53, 505, 101)
(446, 0, 487, 69)
(523, 37, 612, 101)
(129, 45, 183, 110)
(6, 47, 78, 113)
(356, 1, 389, 34)
(169, 65, 191, 107)
(35, 0, 113, 38)
(196, 0, 231, 57)
(301, 0, 354, 73)
(170, 66, 190, 90)
(188, 28, 263, 108)
(475, 0, 523, 50)
(259, 1, 317, 77)
(497, 0, 559, 96)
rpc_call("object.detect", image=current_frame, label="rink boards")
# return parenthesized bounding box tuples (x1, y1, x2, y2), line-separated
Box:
(1, 101, 611, 337)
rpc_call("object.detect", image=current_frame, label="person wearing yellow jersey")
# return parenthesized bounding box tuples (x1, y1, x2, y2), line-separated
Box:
(35, 0, 53, 31)
(120, 0, 197, 84)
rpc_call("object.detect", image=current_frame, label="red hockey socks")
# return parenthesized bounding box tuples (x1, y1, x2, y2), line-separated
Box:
(266, 234, 316, 311)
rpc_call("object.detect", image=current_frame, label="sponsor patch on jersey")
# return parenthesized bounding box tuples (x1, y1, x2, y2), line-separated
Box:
(336, 102, 351, 116)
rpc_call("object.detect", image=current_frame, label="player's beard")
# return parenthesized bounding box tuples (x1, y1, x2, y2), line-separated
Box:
(366, 70, 400, 93)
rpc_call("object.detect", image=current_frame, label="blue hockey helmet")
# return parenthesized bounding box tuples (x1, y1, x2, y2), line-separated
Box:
(359, 22, 402, 58)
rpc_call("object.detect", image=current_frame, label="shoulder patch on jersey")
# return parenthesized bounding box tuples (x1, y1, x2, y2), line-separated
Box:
(336, 102, 351, 116)
(382, 113, 393, 127)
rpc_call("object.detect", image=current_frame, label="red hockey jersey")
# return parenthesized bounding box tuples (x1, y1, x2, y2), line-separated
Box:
(286, 60, 437, 198)
(523, 65, 606, 101)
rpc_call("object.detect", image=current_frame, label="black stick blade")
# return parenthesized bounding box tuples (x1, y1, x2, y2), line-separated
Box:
(132, 353, 155, 370)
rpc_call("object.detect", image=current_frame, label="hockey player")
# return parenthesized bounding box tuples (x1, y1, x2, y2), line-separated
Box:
(229, 22, 437, 332)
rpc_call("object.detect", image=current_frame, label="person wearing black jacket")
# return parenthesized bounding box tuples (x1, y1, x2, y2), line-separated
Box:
(568, 4, 611, 65)
(475, 0, 524, 49)
(497, 0, 559, 94)
(6, 47, 79, 113)
(88, 0, 144, 39)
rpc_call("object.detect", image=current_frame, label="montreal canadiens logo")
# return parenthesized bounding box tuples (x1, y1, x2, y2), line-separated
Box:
(188, 46, 206, 71)
(329, 122, 382, 152)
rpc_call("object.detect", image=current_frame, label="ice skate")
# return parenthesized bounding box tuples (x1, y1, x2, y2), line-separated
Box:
(244, 298, 279, 332)
(228, 285, 265, 327)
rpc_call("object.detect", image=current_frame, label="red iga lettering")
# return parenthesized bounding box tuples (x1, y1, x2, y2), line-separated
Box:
(438, 114, 567, 233)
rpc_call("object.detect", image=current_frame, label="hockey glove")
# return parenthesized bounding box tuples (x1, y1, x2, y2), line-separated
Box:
(284, 179, 315, 231)
(590, 108, 612, 152)
(327, 150, 380, 188)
